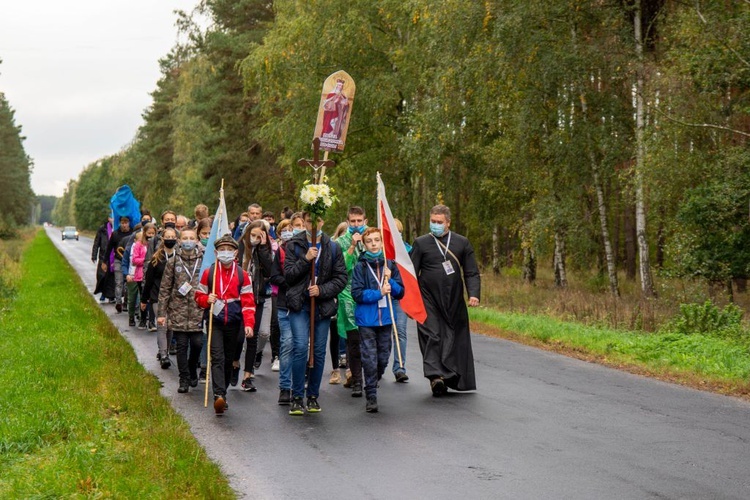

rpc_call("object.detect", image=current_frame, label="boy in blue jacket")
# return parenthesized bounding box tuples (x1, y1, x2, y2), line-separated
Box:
(351, 228, 405, 413)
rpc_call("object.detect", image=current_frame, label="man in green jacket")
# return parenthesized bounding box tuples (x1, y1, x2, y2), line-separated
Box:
(335, 206, 367, 397)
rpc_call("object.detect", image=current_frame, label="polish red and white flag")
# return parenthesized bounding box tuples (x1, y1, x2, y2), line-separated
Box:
(377, 173, 427, 324)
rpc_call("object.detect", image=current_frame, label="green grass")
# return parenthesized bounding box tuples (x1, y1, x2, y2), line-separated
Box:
(470, 307, 750, 391)
(0, 230, 235, 498)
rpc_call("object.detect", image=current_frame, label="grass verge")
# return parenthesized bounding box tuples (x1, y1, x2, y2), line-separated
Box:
(470, 307, 750, 399)
(0, 230, 235, 498)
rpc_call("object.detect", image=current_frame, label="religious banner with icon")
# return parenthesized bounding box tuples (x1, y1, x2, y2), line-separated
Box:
(313, 70, 355, 152)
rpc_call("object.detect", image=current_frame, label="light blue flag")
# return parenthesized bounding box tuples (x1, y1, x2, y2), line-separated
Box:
(199, 187, 231, 278)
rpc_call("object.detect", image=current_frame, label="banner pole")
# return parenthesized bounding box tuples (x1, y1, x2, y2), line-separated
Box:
(204, 179, 224, 407)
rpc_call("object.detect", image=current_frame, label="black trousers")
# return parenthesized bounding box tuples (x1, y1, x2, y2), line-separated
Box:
(329, 319, 340, 369)
(345, 328, 362, 384)
(174, 330, 202, 383)
(210, 321, 239, 397)
(270, 295, 280, 359)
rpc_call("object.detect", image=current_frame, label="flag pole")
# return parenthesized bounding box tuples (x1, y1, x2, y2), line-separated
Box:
(387, 294, 403, 370)
(377, 172, 403, 370)
(204, 179, 224, 407)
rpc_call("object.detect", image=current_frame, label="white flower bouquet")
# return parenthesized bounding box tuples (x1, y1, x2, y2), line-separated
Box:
(300, 181, 337, 219)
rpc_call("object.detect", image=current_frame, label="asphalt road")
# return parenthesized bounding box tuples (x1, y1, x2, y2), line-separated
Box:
(49, 226, 750, 499)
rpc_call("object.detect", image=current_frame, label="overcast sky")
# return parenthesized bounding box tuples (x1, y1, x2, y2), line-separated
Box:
(0, 1, 190, 196)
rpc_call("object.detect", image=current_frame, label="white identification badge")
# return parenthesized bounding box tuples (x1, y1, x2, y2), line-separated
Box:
(443, 260, 455, 275)
(213, 299, 225, 316)
(178, 281, 193, 296)
(378, 296, 388, 308)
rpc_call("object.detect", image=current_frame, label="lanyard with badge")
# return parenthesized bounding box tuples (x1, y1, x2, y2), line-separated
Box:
(367, 261, 389, 308)
(433, 232, 455, 275)
(213, 263, 235, 316)
(176, 256, 199, 296)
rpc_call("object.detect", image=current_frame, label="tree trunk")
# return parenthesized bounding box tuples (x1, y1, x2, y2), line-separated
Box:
(522, 245, 536, 284)
(624, 202, 637, 280)
(592, 162, 620, 296)
(553, 228, 568, 288)
(634, 0, 656, 298)
(492, 224, 500, 275)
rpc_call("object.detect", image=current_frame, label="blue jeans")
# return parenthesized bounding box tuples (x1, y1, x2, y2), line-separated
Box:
(277, 308, 293, 390)
(288, 309, 330, 399)
(392, 300, 408, 374)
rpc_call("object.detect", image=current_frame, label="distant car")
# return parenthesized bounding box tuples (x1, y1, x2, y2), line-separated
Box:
(62, 226, 79, 241)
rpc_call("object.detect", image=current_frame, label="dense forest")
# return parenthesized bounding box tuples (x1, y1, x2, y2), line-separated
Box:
(53, 0, 749, 298)
(0, 63, 34, 237)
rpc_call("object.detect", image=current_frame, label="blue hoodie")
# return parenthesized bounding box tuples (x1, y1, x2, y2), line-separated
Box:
(350, 253, 404, 327)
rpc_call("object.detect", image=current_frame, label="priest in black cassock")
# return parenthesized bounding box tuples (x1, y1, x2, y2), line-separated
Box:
(410, 204, 481, 396)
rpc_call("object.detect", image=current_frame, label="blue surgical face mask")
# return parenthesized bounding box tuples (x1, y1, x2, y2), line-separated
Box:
(181, 240, 197, 251)
(365, 250, 383, 259)
(430, 222, 446, 237)
(306, 230, 323, 239)
(348, 225, 365, 234)
(292, 228, 305, 236)
(280, 230, 293, 242)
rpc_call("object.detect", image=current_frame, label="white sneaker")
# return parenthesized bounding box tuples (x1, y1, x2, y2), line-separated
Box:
(271, 356, 280, 372)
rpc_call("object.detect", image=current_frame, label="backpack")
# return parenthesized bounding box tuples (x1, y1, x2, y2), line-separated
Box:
(206, 263, 245, 294)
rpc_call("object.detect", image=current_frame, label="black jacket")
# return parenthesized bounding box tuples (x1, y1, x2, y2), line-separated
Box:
(91, 223, 110, 262)
(104, 228, 133, 266)
(283, 232, 347, 318)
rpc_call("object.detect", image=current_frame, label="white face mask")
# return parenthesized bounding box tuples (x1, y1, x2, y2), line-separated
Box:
(250, 237, 261, 247)
(217, 250, 235, 264)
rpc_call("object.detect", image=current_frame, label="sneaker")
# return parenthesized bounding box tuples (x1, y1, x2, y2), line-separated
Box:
(178, 379, 189, 393)
(128, 318, 136, 327)
(329, 370, 341, 385)
(431, 377, 446, 397)
(116, 303, 123, 313)
(99, 296, 106, 304)
(109, 299, 116, 304)
(148, 321, 157, 332)
(160, 356, 171, 369)
(213, 395, 226, 415)
(278, 389, 292, 405)
(289, 397, 305, 415)
(199, 370, 207, 384)
(271, 357, 280, 372)
(137, 319, 147, 330)
(241, 378, 256, 392)
(366, 397, 378, 413)
(395, 371, 409, 383)
(351, 382, 363, 398)
(338, 354, 347, 369)
(230, 366, 240, 386)
(254, 352, 263, 370)
(190, 377, 199, 388)
(343, 369, 353, 388)
(306, 396, 321, 413)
